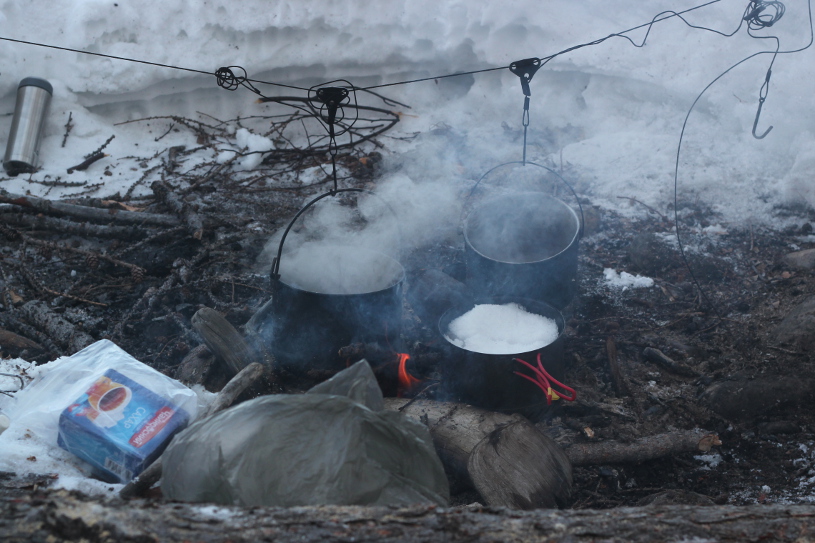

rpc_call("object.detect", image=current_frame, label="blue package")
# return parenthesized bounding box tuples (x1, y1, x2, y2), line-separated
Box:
(57, 368, 190, 483)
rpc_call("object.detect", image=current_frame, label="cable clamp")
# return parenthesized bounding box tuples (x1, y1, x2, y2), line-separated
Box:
(509, 57, 542, 97)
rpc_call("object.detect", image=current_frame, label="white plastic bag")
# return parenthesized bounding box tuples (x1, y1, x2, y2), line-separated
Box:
(7, 339, 197, 482)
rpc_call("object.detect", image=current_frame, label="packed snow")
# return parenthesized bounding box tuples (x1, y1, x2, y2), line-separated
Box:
(0, 0, 813, 497)
(445, 302, 560, 354)
(603, 268, 656, 289)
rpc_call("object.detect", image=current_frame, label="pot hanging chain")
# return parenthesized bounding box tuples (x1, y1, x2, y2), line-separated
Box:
(308, 81, 359, 193)
(509, 58, 543, 165)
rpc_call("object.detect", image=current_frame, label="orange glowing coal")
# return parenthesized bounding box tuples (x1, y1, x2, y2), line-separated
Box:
(397, 353, 420, 393)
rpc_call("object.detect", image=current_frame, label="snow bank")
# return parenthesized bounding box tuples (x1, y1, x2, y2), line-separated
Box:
(0, 0, 811, 227)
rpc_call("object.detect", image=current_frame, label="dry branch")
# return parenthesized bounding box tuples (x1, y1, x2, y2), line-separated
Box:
(564, 429, 721, 466)
(0, 189, 180, 227)
(0, 212, 148, 240)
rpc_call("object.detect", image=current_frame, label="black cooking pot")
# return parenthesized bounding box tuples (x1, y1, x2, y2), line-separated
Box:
(464, 162, 583, 310)
(259, 189, 404, 372)
(437, 296, 565, 413)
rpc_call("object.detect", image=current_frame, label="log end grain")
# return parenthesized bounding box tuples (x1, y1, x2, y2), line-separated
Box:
(468, 420, 572, 510)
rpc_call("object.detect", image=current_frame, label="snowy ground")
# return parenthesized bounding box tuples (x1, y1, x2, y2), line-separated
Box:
(1, 0, 814, 498)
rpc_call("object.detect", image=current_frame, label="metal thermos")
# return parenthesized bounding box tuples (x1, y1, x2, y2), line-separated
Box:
(4, 77, 53, 176)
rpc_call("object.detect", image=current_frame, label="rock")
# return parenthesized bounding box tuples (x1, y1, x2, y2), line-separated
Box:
(627, 233, 680, 276)
(774, 295, 815, 350)
(782, 248, 815, 271)
(701, 375, 815, 420)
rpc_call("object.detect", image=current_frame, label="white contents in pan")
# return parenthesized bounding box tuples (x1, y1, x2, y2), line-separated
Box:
(445, 302, 559, 355)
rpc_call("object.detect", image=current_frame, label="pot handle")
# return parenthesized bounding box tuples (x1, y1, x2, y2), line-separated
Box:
(270, 187, 402, 281)
(465, 161, 585, 238)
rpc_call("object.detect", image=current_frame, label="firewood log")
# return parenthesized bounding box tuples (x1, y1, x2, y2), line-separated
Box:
(384, 398, 572, 509)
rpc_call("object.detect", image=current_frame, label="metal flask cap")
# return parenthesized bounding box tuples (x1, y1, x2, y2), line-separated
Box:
(4, 77, 54, 176)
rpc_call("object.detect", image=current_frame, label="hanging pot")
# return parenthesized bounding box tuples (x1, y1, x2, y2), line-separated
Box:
(464, 161, 583, 309)
(257, 189, 404, 372)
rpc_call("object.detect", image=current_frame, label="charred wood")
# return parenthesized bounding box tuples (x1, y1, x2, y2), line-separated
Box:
(18, 301, 94, 354)
(701, 376, 815, 421)
(175, 344, 219, 387)
(605, 336, 631, 396)
(642, 347, 702, 378)
(66, 152, 107, 174)
(151, 180, 204, 238)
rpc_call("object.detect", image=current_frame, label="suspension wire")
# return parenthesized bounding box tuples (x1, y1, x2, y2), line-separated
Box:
(672, 0, 813, 320)
(360, 0, 726, 91)
(0, 35, 310, 92)
(0, 0, 725, 97)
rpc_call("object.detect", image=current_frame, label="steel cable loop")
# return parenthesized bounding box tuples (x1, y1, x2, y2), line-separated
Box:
(215, 66, 262, 95)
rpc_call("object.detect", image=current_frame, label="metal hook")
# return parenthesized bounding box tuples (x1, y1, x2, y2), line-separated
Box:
(752, 97, 773, 139)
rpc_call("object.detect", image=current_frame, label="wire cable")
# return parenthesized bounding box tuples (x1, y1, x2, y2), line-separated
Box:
(360, 0, 727, 91)
(0, 34, 310, 92)
(672, 0, 813, 319)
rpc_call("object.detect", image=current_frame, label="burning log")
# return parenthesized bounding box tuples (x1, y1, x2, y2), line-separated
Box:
(384, 398, 572, 509)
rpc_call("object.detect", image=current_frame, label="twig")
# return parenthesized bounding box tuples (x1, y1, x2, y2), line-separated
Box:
(86, 135, 115, 158)
(1, 224, 145, 276)
(616, 196, 668, 222)
(19, 266, 107, 307)
(606, 336, 631, 396)
(67, 152, 107, 174)
(61, 112, 73, 148)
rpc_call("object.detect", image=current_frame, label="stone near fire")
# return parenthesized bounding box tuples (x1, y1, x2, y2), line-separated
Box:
(782, 248, 815, 271)
(773, 295, 815, 351)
